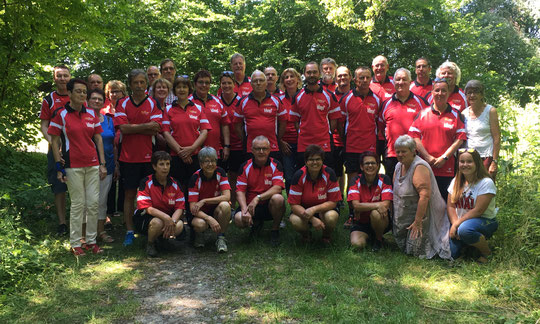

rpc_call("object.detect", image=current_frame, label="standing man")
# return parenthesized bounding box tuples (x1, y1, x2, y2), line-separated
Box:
(234, 70, 287, 159)
(379, 68, 427, 178)
(264, 66, 281, 95)
(370, 55, 395, 100)
(234, 136, 285, 246)
(88, 74, 104, 91)
(146, 65, 160, 92)
(320, 58, 337, 93)
(229, 53, 252, 97)
(159, 58, 177, 105)
(427, 61, 468, 112)
(333, 65, 352, 195)
(39, 64, 71, 235)
(114, 69, 162, 246)
(289, 61, 341, 170)
(410, 57, 432, 99)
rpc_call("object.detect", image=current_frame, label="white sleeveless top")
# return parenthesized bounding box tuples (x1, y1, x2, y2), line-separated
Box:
(463, 104, 493, 158)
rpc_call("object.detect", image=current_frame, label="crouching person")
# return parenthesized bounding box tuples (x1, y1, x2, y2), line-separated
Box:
(288, 145, 341, 244)
(135, 151, 185, 257)
(188, 147, 231, 252)
(234, 136, 285, 246)
(348, 151, 393, 251)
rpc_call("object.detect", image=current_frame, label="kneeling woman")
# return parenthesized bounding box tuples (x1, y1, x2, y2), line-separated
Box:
(288, 145, 341, 243)
(135, 151, 185, 257)
(447, 148, 498, 263)
(188, 147, 231, 253)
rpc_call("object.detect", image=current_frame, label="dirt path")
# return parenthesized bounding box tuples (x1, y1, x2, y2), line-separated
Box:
(131, 238, 231, 324)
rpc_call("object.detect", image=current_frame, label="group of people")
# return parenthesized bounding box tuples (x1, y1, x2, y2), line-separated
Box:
(39, 53, 501, 262)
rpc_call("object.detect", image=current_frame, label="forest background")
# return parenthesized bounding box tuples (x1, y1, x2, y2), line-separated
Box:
(0, 0, 539, 322)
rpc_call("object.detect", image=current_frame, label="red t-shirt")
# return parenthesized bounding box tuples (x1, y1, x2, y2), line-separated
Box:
(347, 174, 393, 223)
(47, 104, 103, 168)
(234, 91, 287, 153)
(408, 105, 467, 177)
(236, 158, 285, 204)
(289, 86, 341, 152)
(39, 91, 70, 121)
(288, 165, 341, 208)
(188, 167, 231, 213)
(162, 100, 212, 156)
(114, 96, 162, 163)
(340, 89, 382, 153)
(137, 175, 185, 215)
(279, 92, 298, 144)
(190, 93, 230, 154)
(332, 88, 351, 147)
(380, 92, 426, 158)
(409, 79, 433, 100)
(221, 94, 243, 151)
(370, 76, 395, 100)
(426, 87, 468, 112)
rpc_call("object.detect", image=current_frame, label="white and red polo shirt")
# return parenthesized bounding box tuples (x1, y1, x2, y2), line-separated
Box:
(279, 92, 298, 145)
(47, 104, 103, 168)
(288, 165, 341, 208)
(236, 158, 284, 204)
(190, 93, 230, 154)
(410, 79, 433, 100)
(234, 91, 287, 153)
(114, 96, 162, 163)
(289, 85, 341, 152)
(221, 94, 243, 151)
(347, 174, 393, 223)
(188, 167, 231, 213)
(137, 175, 185, 215)
(426, 87, 468, 112)
(39, 91, 70, 121)
(370, 76, 395, 100)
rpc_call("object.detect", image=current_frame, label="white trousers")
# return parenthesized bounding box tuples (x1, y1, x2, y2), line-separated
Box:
(98, 174, 113, 221)
(66, 166, 99, 247)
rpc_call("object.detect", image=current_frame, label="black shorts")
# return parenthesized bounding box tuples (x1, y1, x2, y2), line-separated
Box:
(344, 152, 362, 174)
(235, 204, 273, 221)
(47, 148, 67, 194)
(170, 155, 199, 188)
(226, 150, 246, 174)
(186, 204, 219, 225)
(350, 211, 392, 236)
(332, 146, 344, 177)
(133, 209, 152, 235)
(120, 161, 153, 190)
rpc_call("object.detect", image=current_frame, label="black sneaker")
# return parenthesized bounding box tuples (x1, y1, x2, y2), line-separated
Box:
(248, 221, 264, 241)
(372, 239, 383, 252)
(57, 223, 68, 236)
(270, 230, 280, 247)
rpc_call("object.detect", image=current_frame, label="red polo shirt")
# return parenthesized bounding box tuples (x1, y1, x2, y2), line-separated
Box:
(39, 91, 70, 121)
(188, 167, 231, 213)
(321, 81, 337, 93)
(347, 174, 393, 223)
(219, 76, 252, 97)
(236, 158, 284, 204)
(340, 89, 381, 153)
(234, 91, 287, 153)
(48, 104, 103, 168)
(370, 76, 395, 100)
(289, 85, 341, 152)
(408, 105, 467, 177)
(279, 92, 298, 144)
(380, 92, 426, 158)
(426, 87, 468, 112)
(288, 165, 341, 208)
(114, 96, 162, 163)
(332, 88, 351, 147)
(137, 175, 185, 215)
(410, 79, 433, 100)
(162, 100, 212, 156)
(190, 93, 230, 154)
(221, 94, 243, 151)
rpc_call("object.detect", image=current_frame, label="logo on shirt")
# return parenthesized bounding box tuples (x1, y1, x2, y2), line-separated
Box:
(264, 174, 272, 185)
(407, 108, 417, 113)
(86, 122, 94, 128)
(168, 199, 175, 205)
(189, 114, 198, 120)
(316, 104, 325, 111)
(367, 108, 376, 115)
(443, 123, 454, 129)
(318, 193, 327, 200)
(264, 108, 273, 114)
(141, 110, 150, 115)
(210, 109, 219, 113)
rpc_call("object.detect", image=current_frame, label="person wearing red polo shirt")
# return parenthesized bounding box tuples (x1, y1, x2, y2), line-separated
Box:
(332, 65, 351, 195)
(426, 61, 468, 112)
(347, 151, 393, 251)
(39, 64, 71, 236)
(409, 78, 467, 201)
(370, 55, 395, 100)
(410, 57, 433, 100)
(234, 136, 285, 246)
(48, 78, 107, 255)
(320, 58, 337, 93)
(159, 58, 178, 105)
(188, 147, 231, 252)
(264, 66, 281, 95)
(379, 68, 427, 178)
(340, 66, 382, 181)
(115, 69, 162, 246)
(289, 145, 341, 243)
(234, 70, 287, 160)
(190, 70, 230, 162)
(134, 151, 185, 257)
(290, 61, 341, 170)
(225, 53, 252, 97)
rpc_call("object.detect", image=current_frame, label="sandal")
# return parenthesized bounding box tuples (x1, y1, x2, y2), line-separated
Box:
(99, 231, 115, 243)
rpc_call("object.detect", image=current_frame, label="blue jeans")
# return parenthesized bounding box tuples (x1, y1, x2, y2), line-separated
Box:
(282, 143, 297, 193)
(450, 217, 498, 258)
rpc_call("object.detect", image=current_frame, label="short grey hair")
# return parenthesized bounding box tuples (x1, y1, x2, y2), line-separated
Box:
(464, 79, 485, 96)
(127, 69, 148, 88)
(251, 69, 266, 81)
(436, 61, 461, 85)
(252, 135, 270, 147)
(394, 135, 416, 152)
(394, 68, 411, 81)
(230, 53, 245, 64)
(198, 146, 218, 162)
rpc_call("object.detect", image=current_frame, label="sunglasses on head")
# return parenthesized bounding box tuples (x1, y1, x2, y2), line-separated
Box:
(221, 71, 234, 77)
(458, 148, 476, 154)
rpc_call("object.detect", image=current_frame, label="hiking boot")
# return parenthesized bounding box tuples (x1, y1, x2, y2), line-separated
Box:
(57, 223, 68, 236)
(270, 230, 280, 247)
(193, 232, 205, 248)
(216, 236, 228, 253)
(123, 231, 135, 246)
(146, 242, 158, 257)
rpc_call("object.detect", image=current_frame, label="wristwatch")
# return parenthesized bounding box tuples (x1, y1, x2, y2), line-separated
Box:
(257, 194, 261, 200)
(443, 156, 449, 161)
(172, 219, 177, 224)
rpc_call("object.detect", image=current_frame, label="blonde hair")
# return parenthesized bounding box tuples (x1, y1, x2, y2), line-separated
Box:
(278, 68, 302, 92)
(105, 80, 127, 99)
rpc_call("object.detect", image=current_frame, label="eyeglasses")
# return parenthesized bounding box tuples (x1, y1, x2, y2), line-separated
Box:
(197, 80, 211, 85)
(363, 162, 378, 166)
(201, 160, 217, 165)
(162, 66, 175, 71)
(110, 90, 123, 94)
(458, 148, 476, 153)
(253, 147, 270, 152)
(89, 97, 104, 102)
(306, 157, 322, 163)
